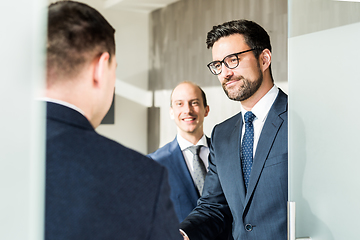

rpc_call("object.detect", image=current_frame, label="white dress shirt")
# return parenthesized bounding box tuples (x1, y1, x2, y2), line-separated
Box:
(240, 85, 279, 157)
(177, 134, 209, 182)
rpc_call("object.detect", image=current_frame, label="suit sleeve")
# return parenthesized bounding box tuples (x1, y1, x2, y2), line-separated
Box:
(148, 167, 183, 240)
(179, 125, 232, 240)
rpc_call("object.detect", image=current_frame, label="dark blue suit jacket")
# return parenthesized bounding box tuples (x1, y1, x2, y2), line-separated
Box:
(180, 89, 288, 240)
(45, 102, 182, 240)
(148, 137, 232, 240)
(148, 138, 202, 222)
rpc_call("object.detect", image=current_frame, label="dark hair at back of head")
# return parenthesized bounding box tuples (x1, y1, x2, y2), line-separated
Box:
(206, 19, 271, 59)
(47, 1, 115, 79)
(199, 86, 208, 108)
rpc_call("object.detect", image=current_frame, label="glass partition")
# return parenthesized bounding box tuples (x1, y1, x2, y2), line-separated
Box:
(289, 0, 360, 239)
(0, 0, 47, 239)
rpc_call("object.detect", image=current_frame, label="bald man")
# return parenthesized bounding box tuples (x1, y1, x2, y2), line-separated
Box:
(148, 82, 231, 239)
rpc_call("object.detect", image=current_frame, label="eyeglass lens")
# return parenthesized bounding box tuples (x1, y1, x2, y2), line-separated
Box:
(208, 49, 256, 75)
(208, 53, 239, 75)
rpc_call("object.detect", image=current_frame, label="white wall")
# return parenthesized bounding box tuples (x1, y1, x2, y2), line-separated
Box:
(96, 94, 149, 154)
(95, 9, 151, 154)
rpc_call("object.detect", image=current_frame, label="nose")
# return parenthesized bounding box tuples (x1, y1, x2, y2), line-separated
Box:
(183, 103, 193, 113)
(220, 63, 234, 79)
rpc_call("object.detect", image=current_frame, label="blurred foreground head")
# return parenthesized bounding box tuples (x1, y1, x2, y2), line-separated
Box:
(47, 0, 115, 80)
(46, 1, 117, 127)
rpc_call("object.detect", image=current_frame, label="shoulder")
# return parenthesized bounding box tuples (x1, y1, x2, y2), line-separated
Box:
(207, 112, 242, 147)
(213, 111, 242, 132)
(147, 138, 180, 160)
(277, 88, 288, 104)
(274, 88, 288, 110)
(48, 124, 166, 178)
(97, 135, 159, 168)
(270, 88, 288, 120)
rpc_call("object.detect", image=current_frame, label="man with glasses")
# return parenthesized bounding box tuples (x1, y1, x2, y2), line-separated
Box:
(180, 20, 288, 240)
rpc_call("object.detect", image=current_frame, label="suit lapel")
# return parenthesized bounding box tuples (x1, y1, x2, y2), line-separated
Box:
(244, 90, 287, 207)
(167, 139, 199, 200)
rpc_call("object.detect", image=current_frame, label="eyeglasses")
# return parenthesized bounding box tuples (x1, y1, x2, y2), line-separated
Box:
(207, 49, 256, 75)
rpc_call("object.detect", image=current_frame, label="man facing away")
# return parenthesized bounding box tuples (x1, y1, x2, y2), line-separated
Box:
(180, 20, 288, 240)
(44, 1, 181, 239)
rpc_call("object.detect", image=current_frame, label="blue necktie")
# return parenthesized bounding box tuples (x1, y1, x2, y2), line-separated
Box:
(187, 145, 206, 196)
(241, 111, 256, 190)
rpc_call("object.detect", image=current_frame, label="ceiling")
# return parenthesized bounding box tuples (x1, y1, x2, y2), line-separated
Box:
(49, 0, 180, 13)
(103, 0, 180, 12)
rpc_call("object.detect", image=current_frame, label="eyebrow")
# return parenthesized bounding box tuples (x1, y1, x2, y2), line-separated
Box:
(173, 98, 200, 102)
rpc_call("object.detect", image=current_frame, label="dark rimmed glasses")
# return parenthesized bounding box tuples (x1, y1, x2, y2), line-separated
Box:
(207, 48, 256, 75)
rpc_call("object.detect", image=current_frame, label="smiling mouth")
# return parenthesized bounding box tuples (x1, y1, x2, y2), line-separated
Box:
(226, 80, 238, 86)
(183, 117, 196, 122)
(225, 78, 243, 87)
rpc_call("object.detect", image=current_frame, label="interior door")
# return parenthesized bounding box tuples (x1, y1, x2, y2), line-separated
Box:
(288, 0, 360, 239)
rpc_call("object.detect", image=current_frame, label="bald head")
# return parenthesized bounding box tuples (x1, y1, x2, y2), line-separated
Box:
(170, 82, 209, 144)
(170, 81, 207, 108)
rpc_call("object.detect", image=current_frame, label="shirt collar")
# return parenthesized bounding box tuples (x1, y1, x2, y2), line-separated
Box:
(41, 97, 85, 116)
(240, 85, 279, 123)
(177, 133, 208, 151)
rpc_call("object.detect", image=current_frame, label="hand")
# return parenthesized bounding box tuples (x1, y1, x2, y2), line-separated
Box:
(182, 234, 189, 240)
(179, 229, 190, 240)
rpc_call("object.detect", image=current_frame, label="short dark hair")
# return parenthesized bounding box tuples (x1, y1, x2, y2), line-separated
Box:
(206, 19, 271, 59)
(170, 81, 208, 108)
(199, 86, 208, 108)
(47, 1, 115, 80)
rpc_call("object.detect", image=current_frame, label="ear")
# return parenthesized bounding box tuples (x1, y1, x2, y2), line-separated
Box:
(204, 105, 210, 117)
(260, 49, 271, 71)
(169, 107, 175, 120)
(93, 52, 110, 88)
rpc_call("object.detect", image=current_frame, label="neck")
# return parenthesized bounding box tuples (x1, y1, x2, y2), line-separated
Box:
(241, 78, 273, 111)
(179, 131, 204, 145)
(45, 80, 96, 128)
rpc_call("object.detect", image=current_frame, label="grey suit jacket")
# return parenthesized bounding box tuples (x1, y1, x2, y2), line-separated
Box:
(180, 89, 288, 240)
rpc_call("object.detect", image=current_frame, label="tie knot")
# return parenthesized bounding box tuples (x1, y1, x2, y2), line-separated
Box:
(187, 145, 201, 155)
(244, 111, 256, 123)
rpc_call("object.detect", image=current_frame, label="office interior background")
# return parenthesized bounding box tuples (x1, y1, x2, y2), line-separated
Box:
(1, 0, 360, 239)
(94, 0, 288, 155)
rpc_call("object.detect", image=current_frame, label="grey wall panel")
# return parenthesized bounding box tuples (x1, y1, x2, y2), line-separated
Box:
(149, 0, 288, 91)
(289, 0, 360, 38)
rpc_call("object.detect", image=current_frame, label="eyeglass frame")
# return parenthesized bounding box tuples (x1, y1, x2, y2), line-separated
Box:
(207, 48, 258, 75)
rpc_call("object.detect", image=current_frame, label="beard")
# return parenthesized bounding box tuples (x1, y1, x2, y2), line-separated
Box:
(222, 67, 263, 102)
